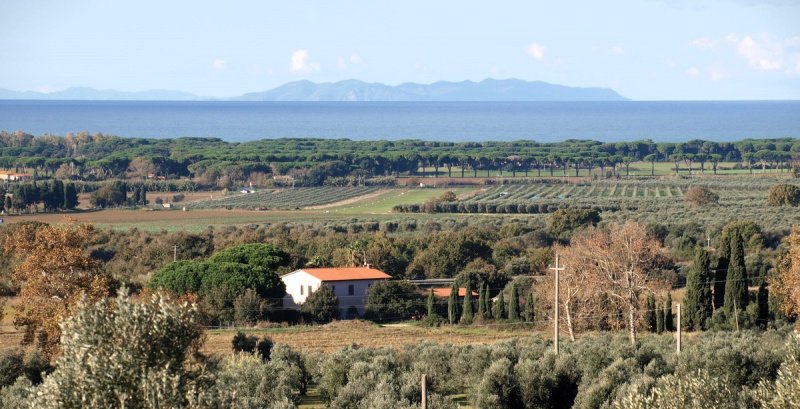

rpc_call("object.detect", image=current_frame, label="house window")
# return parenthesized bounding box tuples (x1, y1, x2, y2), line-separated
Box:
(300, 285, 304, 295)
(308, 285, 313, 295)
(348, 284, 355, 296)
(331, 285, 336, 293)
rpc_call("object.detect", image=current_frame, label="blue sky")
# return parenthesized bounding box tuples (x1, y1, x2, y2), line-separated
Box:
(1, 0, 799, 100)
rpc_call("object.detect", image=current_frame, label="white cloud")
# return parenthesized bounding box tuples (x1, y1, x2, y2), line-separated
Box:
(490, 65, 498, 74)
(337, 57, 347, 69)
(526, 43, 546, 60)
(290, 49, 320, 73)
(349, 54, 362, 64)
(611, 45, 625, 55)
(687, 66, 701, 78)
(709, 66, 727, 81)
(690, 37, 718, 49)
(730, 33, 783, 70)
(212, 59, 226, 69)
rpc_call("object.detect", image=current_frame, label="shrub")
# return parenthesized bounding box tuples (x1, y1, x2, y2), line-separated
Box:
(768, 184, 800, 206)
(364, 280, 425, 322)
(233, 289, 265, 326)
(30, 289, 207, 408)
(301, 285, 339, 324)
(232, 331, 258, 354)
(683, 186, 719, 206)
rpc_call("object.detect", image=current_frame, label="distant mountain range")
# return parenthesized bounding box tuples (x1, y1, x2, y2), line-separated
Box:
(0, 79, 628, 102)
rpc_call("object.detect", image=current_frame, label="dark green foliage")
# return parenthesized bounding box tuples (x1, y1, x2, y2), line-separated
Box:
(714, 233, 731, 310)
(63, 183, 78, 209)
(256, 336, 273, 361)
(148, 260, 285, 300)
(231, 331, 258, 353)
(724, 232, 749, 318)
(494, 290, 506, 320)
(364, 280, 425, 321)
(447, 282, 459, 325)
(461, 281, 474, 324)
(427, 289, 436, 317)
(665, 292, 674, 332)
(756, 283, 769, 330)
(484, 283, 493, 319)
(233, 289, 265, 326)
(547, 208, 600, 239)
(476, 283, 486, 320)
(524, 289, 535, 323)
(683, 247, 714, 330)
(508, 284, 520, 321)
(0, 351, 24, 388)
(645, 293, 657, 332)
(301, 285, 339, 324)
(208, 243, 290, 270)
(473, 358, 522, 409)
(656, 303, 665, 333)
(89, 181, 127, 208)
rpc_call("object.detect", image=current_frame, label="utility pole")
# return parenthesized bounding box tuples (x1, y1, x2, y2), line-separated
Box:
(676, 304, 682, 354)
(549, 254, 565, 355)
(421, 374, 427, 409)
(173, 245, 178, 263)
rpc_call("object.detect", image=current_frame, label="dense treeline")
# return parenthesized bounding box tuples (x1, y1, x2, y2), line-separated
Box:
(0, 181, 78, 214)
(2, 130, 799, 187)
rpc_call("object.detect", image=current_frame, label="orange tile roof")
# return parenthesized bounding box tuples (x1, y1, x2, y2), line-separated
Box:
(432, 288, 478, 298)
(299, 267, 392, 282)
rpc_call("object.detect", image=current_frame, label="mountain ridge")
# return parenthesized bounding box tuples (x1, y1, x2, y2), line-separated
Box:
(0, 79, 628, 101)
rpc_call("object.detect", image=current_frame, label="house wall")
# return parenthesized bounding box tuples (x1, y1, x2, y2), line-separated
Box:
(281, 270, 385, 319)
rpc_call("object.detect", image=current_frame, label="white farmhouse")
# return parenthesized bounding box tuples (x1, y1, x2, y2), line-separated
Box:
(281, 267, 391, 319)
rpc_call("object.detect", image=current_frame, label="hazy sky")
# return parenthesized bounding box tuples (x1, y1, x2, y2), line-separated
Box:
(1, 0, 799, 100)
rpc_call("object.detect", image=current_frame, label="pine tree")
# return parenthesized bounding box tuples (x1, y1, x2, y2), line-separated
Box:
(508, 284, 520, 321)
(476, 282, 486, 320)
(484, 283, 492, 319)
(714, 233, 731, 310)
(493, 290, 506, 320)
(756, 282, 769, 330)
(461, 281, 473, 324)
(524, 289, 535, 323)
(447, 282, 458, 325)
(724, 232, 749, 317)
(427, 289, 436, 318)
(683, 246, 714, 330)
(656, 302, 665, 333)
(645, 293, 657, 332)
(665, 292, 674, 332)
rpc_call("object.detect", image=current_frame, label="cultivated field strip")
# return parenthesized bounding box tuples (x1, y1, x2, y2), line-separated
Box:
(186, 186, 379, 210)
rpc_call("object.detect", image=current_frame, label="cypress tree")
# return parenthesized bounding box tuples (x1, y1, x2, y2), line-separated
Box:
(524, 289, 535, 323)
(656, 302, 665, 333)
(714, 233, 732, 310)
(131, 186, 141, 205)
(427, 289, 436, 317)
(645, 293, 657, 332)
(756, 282, 769, 330)
(665, 292, 674, 332)
(476, 282, 486, 320)
(484, 283, 492, 319)
(683, 246, 714, 330)
(4, 195, 11, 214)
(508, 284, 520, 321)
(724, 232, 749, 317)
(140, 185, 147, 205)
(64, 183, 78, 209)
(447, 282, 458, 325)
(494, 290, 506, 320)
(461, 281, 473, 324)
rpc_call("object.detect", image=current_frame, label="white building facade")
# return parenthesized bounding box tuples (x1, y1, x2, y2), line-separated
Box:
(281, 267, 391, 319)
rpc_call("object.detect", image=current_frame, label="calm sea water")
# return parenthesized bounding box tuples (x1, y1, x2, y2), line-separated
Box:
(0, 100, 798, 142)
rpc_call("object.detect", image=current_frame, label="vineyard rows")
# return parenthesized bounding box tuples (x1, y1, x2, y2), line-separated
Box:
(186, 186, 379, 210)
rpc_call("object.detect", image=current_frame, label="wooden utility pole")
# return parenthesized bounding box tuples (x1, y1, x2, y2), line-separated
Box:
(173, 245, 178, 263)
(676, 303, 682, 354)
(549, 254, 565, 355)
(421, 374, 427, 409)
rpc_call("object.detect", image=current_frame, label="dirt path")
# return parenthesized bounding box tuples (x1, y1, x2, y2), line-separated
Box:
(304, 189, 387, 210)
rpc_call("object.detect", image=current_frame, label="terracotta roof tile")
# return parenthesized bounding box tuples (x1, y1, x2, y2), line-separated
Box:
(296, 267, 392, 282)
(432, 288, 478, 298)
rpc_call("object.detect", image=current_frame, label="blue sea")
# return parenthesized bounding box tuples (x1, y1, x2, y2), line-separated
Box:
(0, 100, 798, 142)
